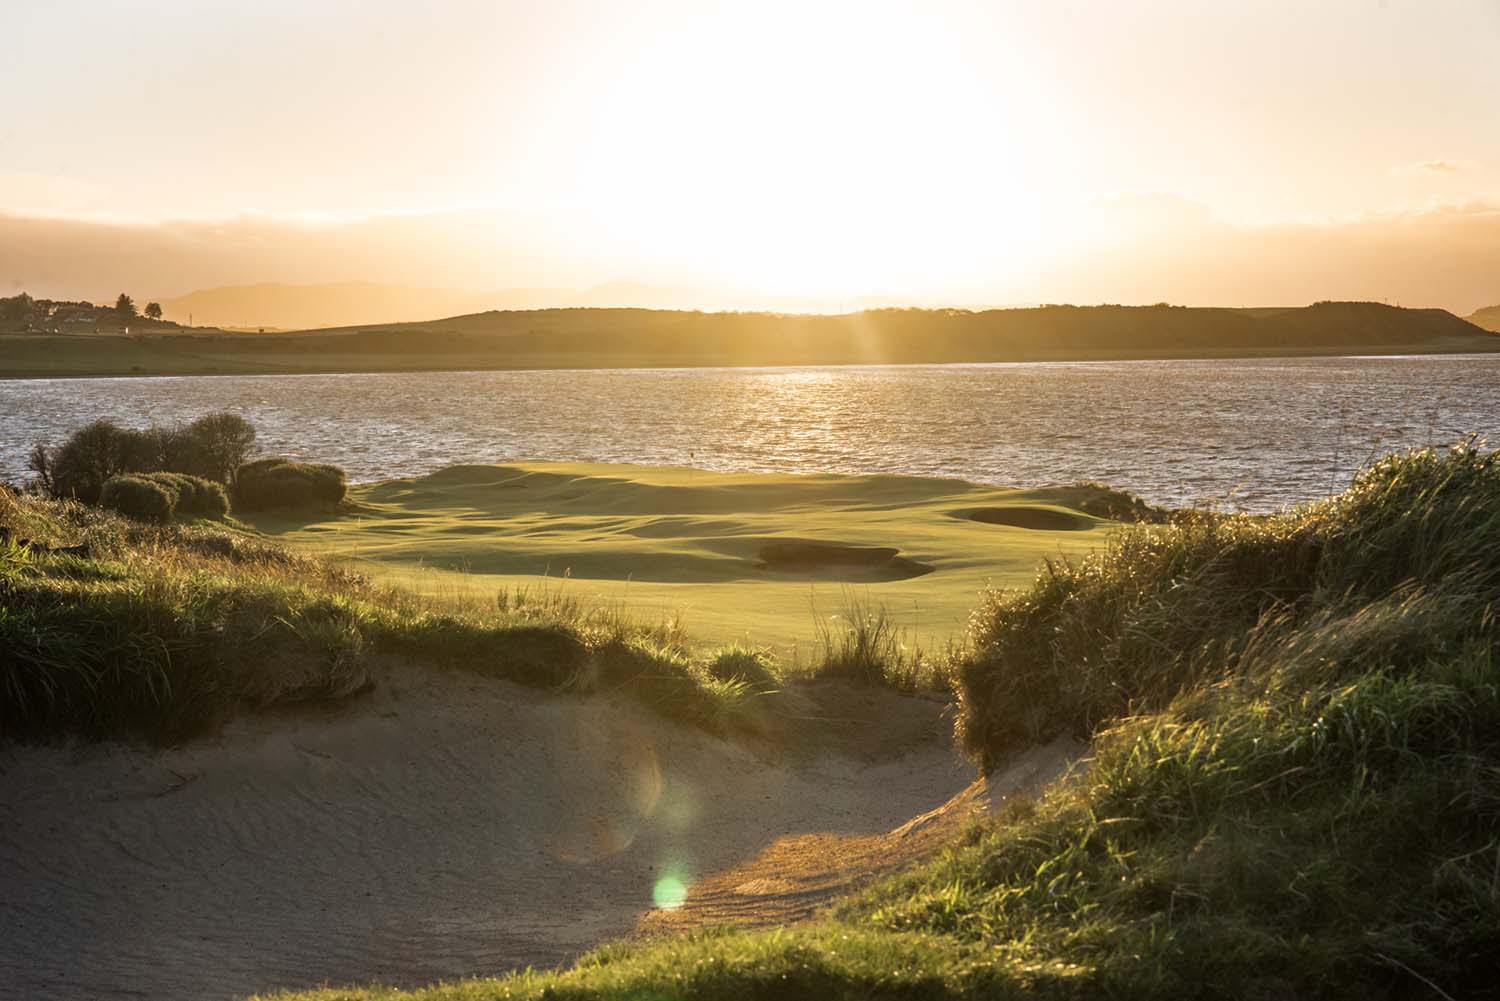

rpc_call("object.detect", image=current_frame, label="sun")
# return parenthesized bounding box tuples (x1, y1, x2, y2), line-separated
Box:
(547, 3, 1058, 301)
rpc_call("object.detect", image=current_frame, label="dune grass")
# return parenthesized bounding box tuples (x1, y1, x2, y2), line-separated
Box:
(1, 477, 974, 742)
(260, 442, 1500, 1001)
(241, 461, 1125, 655)
(0, 489, 788, 742)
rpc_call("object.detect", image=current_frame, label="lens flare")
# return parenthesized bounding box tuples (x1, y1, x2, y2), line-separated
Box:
(651, 874, 689, 910)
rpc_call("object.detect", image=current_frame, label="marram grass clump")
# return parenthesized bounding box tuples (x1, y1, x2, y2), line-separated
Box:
(955, 438, 1500, 766)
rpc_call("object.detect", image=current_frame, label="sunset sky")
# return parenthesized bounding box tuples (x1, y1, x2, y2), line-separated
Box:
(5, 0, 1499, 314)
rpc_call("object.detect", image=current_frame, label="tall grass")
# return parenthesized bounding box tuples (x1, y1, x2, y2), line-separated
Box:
(812, 592, 954, 691)
(955, 439, 1500, 768)
(0, 490, 761, 741)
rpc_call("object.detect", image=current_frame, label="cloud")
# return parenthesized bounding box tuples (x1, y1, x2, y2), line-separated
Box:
(0, 209, 614, 303)
(5, 200, 1500, 318)
(1392, 159, 1483, 175)
(0, 172, 113, 217)
(1027, 201, 1500, 315)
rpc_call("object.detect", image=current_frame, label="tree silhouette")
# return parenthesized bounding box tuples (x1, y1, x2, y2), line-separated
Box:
(144, 301, 163, 321)
(115, 293, 137, 321)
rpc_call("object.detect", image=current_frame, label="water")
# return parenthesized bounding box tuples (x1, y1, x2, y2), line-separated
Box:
(3, 355, 1497, 511)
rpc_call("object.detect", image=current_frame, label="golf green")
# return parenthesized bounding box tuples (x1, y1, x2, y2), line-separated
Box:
(246, 462, 1123, 655)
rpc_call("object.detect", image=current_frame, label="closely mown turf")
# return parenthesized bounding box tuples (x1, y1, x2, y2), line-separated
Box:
(241, 461, 1123, 655)
(258, 443, 1500, 1000)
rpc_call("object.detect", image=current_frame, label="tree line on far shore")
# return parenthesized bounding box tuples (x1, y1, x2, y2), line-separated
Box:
(0, 292, 165, 333)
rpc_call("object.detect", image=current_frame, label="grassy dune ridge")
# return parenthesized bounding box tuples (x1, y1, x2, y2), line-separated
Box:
(0, 491, 789, 741)
(263, 443, 1500, 1000)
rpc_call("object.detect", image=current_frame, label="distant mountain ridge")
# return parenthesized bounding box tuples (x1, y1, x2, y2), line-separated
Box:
(1467, 304, 1500, 332)
(156, 281, 702, 330)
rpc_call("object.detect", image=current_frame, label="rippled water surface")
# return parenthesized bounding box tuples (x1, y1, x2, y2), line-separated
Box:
(4, 355, 1498, 510)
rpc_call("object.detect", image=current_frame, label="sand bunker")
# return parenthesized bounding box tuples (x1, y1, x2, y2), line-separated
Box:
(1, 670, 989, 1001)
(959, 506, 1093, 531)
(755, 542, 934, 581)
(638, 735, 1082, 935)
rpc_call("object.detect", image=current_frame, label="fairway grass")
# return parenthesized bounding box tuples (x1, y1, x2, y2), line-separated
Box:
(243, 462, 1125, 654)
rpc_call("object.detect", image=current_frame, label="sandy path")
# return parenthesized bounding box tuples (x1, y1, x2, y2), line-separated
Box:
(1, 670, 978, 1001)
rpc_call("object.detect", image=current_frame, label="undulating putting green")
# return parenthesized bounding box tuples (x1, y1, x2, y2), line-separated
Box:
(244, 462, 1124, 653)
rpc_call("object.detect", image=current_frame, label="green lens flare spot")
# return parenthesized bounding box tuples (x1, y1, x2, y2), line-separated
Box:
(652, 875, 688, 910)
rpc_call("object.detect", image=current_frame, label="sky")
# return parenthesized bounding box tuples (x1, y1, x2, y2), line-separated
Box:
(4, 0, 1500, 314)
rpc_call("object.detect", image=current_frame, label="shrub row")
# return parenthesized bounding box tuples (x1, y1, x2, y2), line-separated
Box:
(29, 412, 256, 503)
(28, 414, 351, 515)
(232, 457, 348, 511)
(99, 472, 229, 523)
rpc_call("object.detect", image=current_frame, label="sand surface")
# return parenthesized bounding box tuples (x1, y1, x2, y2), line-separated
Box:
(0, 670, 1056, 1001)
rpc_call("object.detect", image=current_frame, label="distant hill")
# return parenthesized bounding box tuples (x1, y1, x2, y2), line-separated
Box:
(1467, 304, 1500, 332)
(4, 301, 1495, 379)
(310, 300, 1491, 367)
(155, 281, 706, 330)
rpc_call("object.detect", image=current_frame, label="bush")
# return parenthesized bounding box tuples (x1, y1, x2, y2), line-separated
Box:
(98, 472, 229, 523)
(179, 412, 257, 484)
(233, 457, 347, 511)
(29, 412, 259, 502)
(99, 475, 174, 523)
(36, 420, 157, 503)
(139, 472, 230, 518)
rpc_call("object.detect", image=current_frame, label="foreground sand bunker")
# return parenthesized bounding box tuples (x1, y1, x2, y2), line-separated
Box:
(638, 734, 1081, 936)
(2, 670, 985, 1001)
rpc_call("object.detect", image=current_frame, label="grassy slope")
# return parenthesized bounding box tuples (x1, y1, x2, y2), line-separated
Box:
(243, 462, 1121, 654)
(266, 444, 1500, 1001)
(0, 490, 782, 742)
(3, 302, 1496, 377)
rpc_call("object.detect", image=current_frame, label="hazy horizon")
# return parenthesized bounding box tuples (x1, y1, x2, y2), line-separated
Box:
(6, 1, 1500, 317)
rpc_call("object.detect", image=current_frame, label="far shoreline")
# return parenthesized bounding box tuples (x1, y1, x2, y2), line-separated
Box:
(4, 339, 1500, 382)
(3, 300, 1495, 379)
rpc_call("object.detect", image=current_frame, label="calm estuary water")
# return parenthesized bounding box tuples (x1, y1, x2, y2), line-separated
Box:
(3, 355, 1498, 511)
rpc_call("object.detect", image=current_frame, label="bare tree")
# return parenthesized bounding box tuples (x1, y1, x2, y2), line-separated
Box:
(25, 443, 56, 497)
